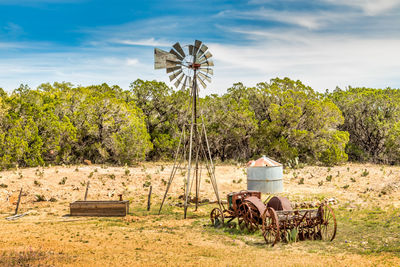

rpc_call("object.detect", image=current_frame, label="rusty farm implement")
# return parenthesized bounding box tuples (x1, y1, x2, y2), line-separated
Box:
(210, 190, 337, 246)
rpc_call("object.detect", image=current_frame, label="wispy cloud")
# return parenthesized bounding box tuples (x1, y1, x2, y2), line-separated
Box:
(0, 50, 161, 91)
(208, 26, 400, 91)
(0, 0, 83, 5)
(248, 0, 400, 16)
(217, 8, 345, 30)
(0, 0, 399, 94)
(113, 38, 171, 47)
(323, 0, 400, 16)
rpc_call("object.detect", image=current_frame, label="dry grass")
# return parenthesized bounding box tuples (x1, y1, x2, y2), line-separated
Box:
(0, 162, 399, 266)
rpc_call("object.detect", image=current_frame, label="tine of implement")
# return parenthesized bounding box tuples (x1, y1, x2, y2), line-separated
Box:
(169, 49, 183, 61)
(173, 42, 186, 58)
(189, 45, 194, 55)
(193, 40, 202, 56)
(197, 76, 207, 89)
(198, 72, 212, 83)
(166, 66, 181, 73)
(169, 69, 182, 82)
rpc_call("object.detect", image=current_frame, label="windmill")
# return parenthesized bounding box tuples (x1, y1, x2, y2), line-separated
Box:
(154, 40, 222, 218)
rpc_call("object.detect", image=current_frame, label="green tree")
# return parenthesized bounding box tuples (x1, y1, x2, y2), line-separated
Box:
(57, 83, 152, 164)
(129, 79, 188, 159)
(330, 87, 400, 163)
(202, 93, 258, 161)
(253, 78, 348, 165)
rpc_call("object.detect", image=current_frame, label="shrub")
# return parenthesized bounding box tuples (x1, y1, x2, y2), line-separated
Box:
(59, 177, 67, 185)
(361, 169, 369, 177)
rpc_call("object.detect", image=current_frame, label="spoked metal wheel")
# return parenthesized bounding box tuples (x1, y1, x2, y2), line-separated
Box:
(237, 202, 247, 230)
(320, 204, 337, 241)
(238, 202, 259, 232)
(210, 208, 224, 228)
(262, 207, 280, 246)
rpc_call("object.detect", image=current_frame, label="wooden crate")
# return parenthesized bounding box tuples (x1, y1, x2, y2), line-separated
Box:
(70, 200, 129, 216)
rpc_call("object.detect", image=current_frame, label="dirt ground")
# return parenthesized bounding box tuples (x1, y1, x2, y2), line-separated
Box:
(0, 162, 399, 266)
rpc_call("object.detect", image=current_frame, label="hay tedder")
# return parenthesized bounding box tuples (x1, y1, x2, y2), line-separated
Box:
(210, 190, 336, 246)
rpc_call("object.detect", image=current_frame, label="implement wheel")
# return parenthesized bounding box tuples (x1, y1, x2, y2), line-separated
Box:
(262, 207, 280, 246)
(238, 202, 259, 232)
(210, 208, 224, 228)
(320, 204, 337, 241)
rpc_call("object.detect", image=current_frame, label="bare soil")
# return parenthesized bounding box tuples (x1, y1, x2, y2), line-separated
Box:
(0, 162, 399, 266)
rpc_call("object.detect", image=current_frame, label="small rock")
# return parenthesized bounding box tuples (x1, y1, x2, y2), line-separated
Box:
(83, 159, 92, 165)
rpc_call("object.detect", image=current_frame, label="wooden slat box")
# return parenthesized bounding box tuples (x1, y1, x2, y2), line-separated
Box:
(70, 200, 129, 216)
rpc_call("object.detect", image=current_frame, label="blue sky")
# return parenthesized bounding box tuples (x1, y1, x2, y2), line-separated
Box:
(0, 0, 399, 94)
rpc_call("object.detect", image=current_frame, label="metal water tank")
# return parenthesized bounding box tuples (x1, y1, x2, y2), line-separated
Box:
(247, 156, 283, 193)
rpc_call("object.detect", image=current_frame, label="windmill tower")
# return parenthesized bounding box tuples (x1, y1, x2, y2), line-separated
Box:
(154, 40, 222, 218)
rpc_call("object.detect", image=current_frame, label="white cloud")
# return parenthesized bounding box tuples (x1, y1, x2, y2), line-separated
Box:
(0, 42, 24, 49)
(0, 0, 82, 4)
(1, 28, 399, 95)
(114, 38, 171, 47)
(1, 2, 399, 94)
(0, 51, 161, 91)
(247, 0, 400, 16)
(207, 28, 400, 92)
(217, 8, 354, 30)
(323, 0, 400, 16)
(126, 58, 139, 66)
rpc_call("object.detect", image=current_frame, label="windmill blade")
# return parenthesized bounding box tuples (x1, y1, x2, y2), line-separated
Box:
(200, 60, 214, 67)
(166, 59, 181, 68)
(196, 44, 208, 58)
(193, 40, 202, 58)
(199, 68, 213, 76)
(173, 42, 186, 58)
(188, 45, 194, 55)
(196, 76, 207, 89)
(180, 76, 188, 91)
(166, 66, 181, 73)
(198, 72, 212, 83)
(174, 73, 185, 88)
(169, 69, 182, 82)
(169, 49, 183, 61)
(154, 48, 178, 69)
(188, 76, 192, 88)
(203, 51, 212, 59)
(198, 51, 213, 63)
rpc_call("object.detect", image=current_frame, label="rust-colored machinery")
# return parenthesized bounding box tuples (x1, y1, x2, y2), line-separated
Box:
(210, 191, 337, 246)
(210, 190, 262, 230)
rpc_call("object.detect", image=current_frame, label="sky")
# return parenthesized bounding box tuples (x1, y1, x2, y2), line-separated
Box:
(0, 0, 399, 94)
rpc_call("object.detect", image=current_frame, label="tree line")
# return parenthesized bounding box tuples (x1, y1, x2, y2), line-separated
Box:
(0, 77, 399, 169)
